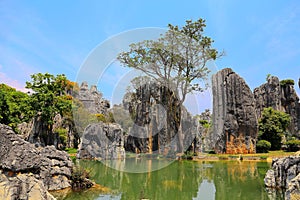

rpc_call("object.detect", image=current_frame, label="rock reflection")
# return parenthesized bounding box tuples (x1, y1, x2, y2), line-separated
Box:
(60, 160, 274, 200)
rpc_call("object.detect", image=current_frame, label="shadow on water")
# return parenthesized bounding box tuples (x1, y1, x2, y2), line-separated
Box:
(53, 159, 283, 200)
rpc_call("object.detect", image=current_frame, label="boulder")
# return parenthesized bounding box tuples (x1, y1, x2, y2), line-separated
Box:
(0, 124, 73, 193)
(77, 122, 125, 160)
(212, 68, 258, 154)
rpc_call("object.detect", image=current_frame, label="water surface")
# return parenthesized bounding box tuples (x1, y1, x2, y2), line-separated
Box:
(55, 158, 281, 200)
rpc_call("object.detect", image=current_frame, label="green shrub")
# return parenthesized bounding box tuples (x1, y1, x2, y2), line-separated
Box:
(280, 79, 295, 86)
(256, 140, 271, 153)
(285, 140, 300, 152)
(71, 166, 93, 190)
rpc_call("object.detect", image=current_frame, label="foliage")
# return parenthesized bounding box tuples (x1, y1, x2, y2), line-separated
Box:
(256, 140, 271, 153)
(26, 73, 72, 124)
(280, 79, 295, 86)
(95, 113, 107, 122)
(95, 112, 115, 123)
(118, 18, 222, 104)
(65, 148, 78, 154)
(55, 128, 68, 147)
(258, 107, 291, 150)
(199, 119, 211, 129)
(71, 165, 93, 190)
(0, 84, 33, 130)
(266, 74, 271, 81)
(285, 139, 300, 152)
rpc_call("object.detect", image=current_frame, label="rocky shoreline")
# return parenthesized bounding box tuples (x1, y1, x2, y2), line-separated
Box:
(264, 156, 300, 200)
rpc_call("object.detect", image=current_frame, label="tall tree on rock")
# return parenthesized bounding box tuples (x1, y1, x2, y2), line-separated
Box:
(26, 73, 72, 147)
(118, 19, 222, 152)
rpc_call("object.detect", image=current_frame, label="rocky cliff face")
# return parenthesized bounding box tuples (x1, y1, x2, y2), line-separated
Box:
(0, 124, 73, 199)
(212, 68, 258, 154)
(77, 122, 125, 160)
(254, 76, 300, 136)
(123, 81, 199, 154)
(17, 114, 79, 149)
(264, 156, 300, 199)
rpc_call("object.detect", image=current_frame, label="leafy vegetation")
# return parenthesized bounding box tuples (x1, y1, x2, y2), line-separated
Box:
(256, 140, 271, 153)
(258, 107, 290, 150)
(266, 74, 271, 81)
(285, 139, 300, 152)
(199, 119, 211, 129)
(70, 165, 93, 190)
(280, 79, 295, 86)
(0, 84, 33, 131)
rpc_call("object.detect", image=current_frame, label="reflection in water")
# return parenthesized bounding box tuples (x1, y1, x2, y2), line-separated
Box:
(194, 180, 215, 200)
(56, 159, 279, 200)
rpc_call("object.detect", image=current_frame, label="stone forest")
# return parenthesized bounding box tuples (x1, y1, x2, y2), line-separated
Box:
(0, 67, 299, 200)
(1, 17, 300, 200)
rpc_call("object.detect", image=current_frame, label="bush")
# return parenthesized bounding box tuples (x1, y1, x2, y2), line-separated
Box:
(71, 166, 93, 190)
(280, 79, 295, 86)
(285, 140, 300, 152)
(256, 140, 271, 153)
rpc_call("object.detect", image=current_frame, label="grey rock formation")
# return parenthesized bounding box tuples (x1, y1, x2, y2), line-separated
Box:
(254, 76, 300, 136)
(123, 80, 198, 154)
(75, 82, 110, 115)
(0, 124, 73, 193)
(212, 68, 258, 154)
(77, 122, 125, 160)
(0, 170, 55, 200)
(264, 156, 300, 199)
(17, 114, 79, 149)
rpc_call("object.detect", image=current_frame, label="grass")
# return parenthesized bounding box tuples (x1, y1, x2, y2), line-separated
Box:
(194, 150, 297, 161)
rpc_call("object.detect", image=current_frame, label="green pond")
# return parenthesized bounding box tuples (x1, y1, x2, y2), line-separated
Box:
(53, 159, 284, 200)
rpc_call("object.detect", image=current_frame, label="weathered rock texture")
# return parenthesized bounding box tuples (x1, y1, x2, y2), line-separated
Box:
(17, 114, 79, 149)
(264, 156, 300, 200)
(75, 82, 110, 115)
(123, 81, 198, 154)
(254, 76, 300, 136)
(77, 122, 125, 160)
(0, 171, 55, 200)
(212, 68, 258, 154)
(0, 123, 73, 199)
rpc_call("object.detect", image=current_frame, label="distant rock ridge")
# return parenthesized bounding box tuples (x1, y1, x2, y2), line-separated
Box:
(254, 76, 300, 136)
(74, 82, 110, 115)
(212, 68, 258, 154)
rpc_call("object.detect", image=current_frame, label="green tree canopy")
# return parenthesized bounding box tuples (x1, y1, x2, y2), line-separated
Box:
(118, 18, 222, 104)
(26, 73, 72, 124)
(0, 83, 33, 130)
(258, 107, 291, 150)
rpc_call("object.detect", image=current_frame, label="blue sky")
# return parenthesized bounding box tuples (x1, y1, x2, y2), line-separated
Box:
(0, 0, 299, 114)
